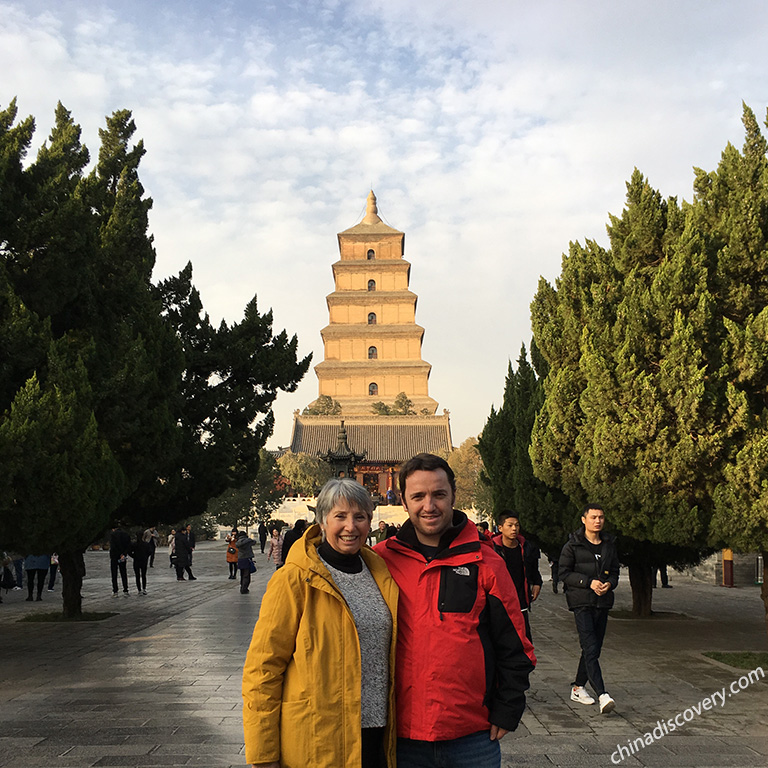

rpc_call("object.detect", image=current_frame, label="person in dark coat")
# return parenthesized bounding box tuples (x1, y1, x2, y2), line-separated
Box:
(235, 530, 257, 594)
(131, 532, 152, 595)
(173, 530, 197, 582)
(258, 522, 268, 554)
(280, 519, 307, 565)
(109, 526, 132, 597)
(559, 504, 620, 714)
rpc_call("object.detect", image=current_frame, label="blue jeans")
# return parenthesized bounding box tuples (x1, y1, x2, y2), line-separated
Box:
(573, 606, 609, 696)
(397, 731, 501, 768)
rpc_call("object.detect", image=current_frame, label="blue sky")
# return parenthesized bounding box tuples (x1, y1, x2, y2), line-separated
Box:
(3, 0, 768, 450)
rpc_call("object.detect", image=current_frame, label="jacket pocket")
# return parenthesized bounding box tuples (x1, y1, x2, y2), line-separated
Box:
(438, 564, 479, 613)
(280, 699, 316, 767)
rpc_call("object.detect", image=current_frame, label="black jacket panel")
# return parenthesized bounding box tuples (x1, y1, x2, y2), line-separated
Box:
(558, 530, 619, 610)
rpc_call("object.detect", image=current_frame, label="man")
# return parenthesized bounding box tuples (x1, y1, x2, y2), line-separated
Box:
(174, 528, 196, 581)
(143, 525, 160, 567)
(374, 520, 389, 544)
(476, 520, 492, 540)
(558, 504, 619, 714)
(258, 521, 268, 554)
(279, 518, 307, 564)
(492, 511, 542, 641)
(185, 524, 196, 565)
(375, 453, 536, 768)
(109, 525, 132, 597)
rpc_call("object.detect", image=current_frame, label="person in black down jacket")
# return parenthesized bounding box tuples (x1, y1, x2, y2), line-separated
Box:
(558, 505, 619, 715)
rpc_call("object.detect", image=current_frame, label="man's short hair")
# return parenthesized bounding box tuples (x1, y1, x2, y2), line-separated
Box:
(398, 453, 456, 498)
(477, 521, 489, 531)
(580, 504, 604, 516)
(498, 509, 520, 525)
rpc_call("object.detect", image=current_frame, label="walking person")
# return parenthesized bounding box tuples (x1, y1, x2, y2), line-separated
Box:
(559, 504, 620, 714)
(266, 527, 283, 570)
(173, 529, 196, 582)
(235, 530, 257, 594)
(24, 553, 49, 602)
(47, 553, 59, 592)
(185, 524, 196, 565)
(168, 528, 176, 568)
(143, 525, 160, 567)
(226, 529, 239, 579)
(242, 478, 399, 768)
(109, 526, 132, 597)
(131, 532, 151, 595)
(491, 511, 543, 641)
(258, 521, 268, 554)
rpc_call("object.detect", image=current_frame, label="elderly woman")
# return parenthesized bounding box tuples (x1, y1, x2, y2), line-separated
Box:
(242, 478, 398, 768)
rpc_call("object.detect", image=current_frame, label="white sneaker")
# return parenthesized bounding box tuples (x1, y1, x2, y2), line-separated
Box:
(599, 693, 615, 714)
(112, 592, 119, 598)
(571, 685, 595, 705)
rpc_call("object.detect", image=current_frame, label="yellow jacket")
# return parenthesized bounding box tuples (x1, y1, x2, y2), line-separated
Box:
(242, 524, 398, 767)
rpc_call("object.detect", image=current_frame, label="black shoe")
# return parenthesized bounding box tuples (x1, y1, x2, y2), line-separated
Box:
(240, 588, 249, 594)
(177, 578, 186, 581)
(553, 584, 558, 594)
(36, 596, 43, 601)
(25, 596, 33, 602)
(188, 575, 197, 581)
(661, 584, 672, 588)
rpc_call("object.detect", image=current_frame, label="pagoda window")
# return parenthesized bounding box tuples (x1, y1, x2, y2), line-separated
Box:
(368, 279, 376, 291)
(367, 249, 375, 260)
(369, 382, 378, 396)
(368, 346, 378, 359)
(368, 312, 377, 324)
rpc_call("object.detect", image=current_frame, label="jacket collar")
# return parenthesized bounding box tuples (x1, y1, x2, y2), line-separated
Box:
(491, 531, 527, 549)
(571, 527, 615, 545)
(288, 522, 390, 583)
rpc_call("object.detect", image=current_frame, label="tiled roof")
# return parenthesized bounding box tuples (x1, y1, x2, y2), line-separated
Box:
(290, 414, 453, 463)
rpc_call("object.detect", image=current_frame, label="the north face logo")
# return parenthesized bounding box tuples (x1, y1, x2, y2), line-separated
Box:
(453, 566, 470, 577)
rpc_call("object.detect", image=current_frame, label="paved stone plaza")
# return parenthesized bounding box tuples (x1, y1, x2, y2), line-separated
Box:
(1, 540, 766, 767)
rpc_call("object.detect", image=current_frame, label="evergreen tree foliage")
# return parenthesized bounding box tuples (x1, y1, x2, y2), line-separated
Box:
(155, 264, 311, 518)
(0, 101, 311, 616)
(371, 391, 416, 415)
(478, 344, 574, 559)
(530, 169, 728, 614)
(277, 451, 332, 496)
(446, 437, 493, 517)
(207, 449, 284, 530)
(303, 394, 342, 415)
(706, 105, 768, 631)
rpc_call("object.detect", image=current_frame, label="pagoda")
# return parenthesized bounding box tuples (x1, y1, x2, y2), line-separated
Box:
(311, 190, 438, 414)
(290, 191, 452, 500)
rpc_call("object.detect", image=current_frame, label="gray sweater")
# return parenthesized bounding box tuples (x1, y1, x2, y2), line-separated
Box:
(322, 557, 392, 728)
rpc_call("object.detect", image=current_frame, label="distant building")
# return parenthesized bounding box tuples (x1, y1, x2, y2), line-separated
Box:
(291, 191, 452, 498)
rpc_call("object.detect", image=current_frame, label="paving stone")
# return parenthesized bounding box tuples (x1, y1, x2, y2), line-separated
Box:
(2, 543, 767, 768)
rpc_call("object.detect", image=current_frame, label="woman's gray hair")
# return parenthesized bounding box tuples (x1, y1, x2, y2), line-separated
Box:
(314, 478, 374, 525)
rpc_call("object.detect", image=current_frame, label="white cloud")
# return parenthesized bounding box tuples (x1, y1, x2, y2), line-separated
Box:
(2, 0, 768, 451)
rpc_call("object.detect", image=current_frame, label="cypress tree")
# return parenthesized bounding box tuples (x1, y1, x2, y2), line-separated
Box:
(531, 171, 721, 615)
(478, 344, 574, 560)
(706, 105, 768, 635)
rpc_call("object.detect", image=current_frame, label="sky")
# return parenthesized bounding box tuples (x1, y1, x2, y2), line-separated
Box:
(3, 0, 768, 451)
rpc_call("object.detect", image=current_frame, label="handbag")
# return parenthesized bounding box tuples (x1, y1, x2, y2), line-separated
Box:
(227, 546, 237, 555)
(248, 559, 257, 574)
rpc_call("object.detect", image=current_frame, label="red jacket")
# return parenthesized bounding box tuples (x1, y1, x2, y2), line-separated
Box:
(375, 512, 536, 741)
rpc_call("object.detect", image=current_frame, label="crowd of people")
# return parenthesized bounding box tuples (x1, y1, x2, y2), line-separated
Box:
(239, 452, 625, 768)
